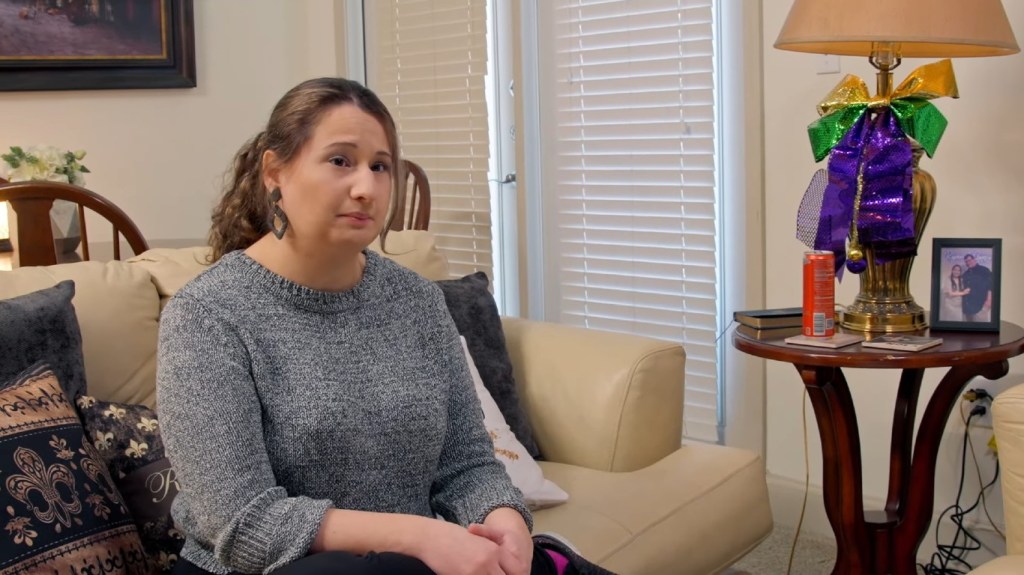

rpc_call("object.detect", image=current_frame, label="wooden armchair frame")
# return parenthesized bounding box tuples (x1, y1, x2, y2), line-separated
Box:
(391, 159, 431, 231)
(0, 180, 149, 267)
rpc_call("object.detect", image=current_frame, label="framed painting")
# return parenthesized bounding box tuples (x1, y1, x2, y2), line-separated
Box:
(929, 238, 1002, 332)
(0, 0, 195, 91)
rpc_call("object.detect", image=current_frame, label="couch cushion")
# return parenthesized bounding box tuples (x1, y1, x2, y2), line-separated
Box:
(77, 396, 183, 573)
(0, 280, 87, 400)
(438, 272, 540, 458)
(533, 444, 772, 575)
(127, 230, 452, 309)
(126, 247, 212, 310)
(0, 364, 150, 575)
(125, 231, 453, 291)
(0, 261, 161, 407)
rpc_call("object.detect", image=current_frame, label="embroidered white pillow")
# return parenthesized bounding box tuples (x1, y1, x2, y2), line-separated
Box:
(460, 337, 569, 510)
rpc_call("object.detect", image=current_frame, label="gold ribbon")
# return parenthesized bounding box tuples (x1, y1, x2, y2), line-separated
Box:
(808, 59, 960, 162)
(817, 59, 959, 116)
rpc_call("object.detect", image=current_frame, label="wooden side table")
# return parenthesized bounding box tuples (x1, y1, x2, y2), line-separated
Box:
(734, 322, 1024, 575)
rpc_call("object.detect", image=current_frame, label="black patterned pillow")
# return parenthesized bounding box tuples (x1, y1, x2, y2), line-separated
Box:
(0, 280, 88, 400)
(0, 363, 149, 574)
(77, 396, 184, 574)
(437, 272, 540, 457)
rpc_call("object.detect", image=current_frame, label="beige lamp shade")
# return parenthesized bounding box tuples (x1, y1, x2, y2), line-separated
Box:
(776, 0, 1019, 58)
(0, 202, 8, 241)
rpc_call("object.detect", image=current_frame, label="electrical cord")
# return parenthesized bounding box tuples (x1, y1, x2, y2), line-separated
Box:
(786, 389, 811, 575)
(716, 319, 737, 345)
(960, 402, 1005, 540)
(919, 407, 1001, 575)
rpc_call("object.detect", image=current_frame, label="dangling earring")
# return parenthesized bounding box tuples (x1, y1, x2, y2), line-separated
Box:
(268, 187, 289, 239)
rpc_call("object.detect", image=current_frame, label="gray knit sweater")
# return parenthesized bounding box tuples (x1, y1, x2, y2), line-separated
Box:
(156, 250, 531, 574)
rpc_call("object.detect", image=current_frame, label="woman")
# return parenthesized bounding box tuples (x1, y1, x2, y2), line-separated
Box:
(157, 78, 610, 575)
(941, 264, 969, 322)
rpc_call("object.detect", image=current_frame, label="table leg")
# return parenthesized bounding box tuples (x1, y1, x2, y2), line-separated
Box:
(795, 364, 871, 575)
(885, 368, 924, 517)
(796, 361, 1010, 575)
(866, 369, 924, 571)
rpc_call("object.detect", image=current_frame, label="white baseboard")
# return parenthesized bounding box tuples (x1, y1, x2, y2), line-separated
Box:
(767, 474, 1006, 567)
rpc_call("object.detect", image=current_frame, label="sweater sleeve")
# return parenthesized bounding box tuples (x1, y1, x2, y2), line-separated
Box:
(157, 294, 331, 574)
(426, 291, 533, 530)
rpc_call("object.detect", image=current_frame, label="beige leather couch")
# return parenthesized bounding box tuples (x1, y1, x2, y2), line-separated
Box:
(0, 231, 772, 575)
(969, 385, 1024, 574)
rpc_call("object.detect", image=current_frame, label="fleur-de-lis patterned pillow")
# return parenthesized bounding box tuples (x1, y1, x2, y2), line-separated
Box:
(0, 363, 149, 574)
(77, 396, 184, 574)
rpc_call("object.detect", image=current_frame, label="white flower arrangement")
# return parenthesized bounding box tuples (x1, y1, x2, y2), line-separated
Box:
(0, 145, 90, 186)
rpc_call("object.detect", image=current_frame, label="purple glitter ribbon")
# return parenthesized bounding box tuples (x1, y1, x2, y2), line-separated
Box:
(814, 108, 916, 275)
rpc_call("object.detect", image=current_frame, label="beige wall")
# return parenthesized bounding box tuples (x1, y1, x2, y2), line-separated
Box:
(0, 0, 343, 243)
(6, 0, 1022, 555)
(763, 0, 1024, 552)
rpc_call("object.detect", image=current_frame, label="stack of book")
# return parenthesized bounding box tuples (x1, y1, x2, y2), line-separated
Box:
(733, 307, 803, 340)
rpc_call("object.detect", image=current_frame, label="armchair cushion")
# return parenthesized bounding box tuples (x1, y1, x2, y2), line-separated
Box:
(533, 443, 771, 575)
(438, 272, 540, 457)
(0, 280, 86, 399)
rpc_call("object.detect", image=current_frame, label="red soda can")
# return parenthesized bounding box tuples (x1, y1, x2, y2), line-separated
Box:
(803, 251, 835, 337)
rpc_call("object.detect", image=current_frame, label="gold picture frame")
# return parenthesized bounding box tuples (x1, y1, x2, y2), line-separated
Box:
(0, 0, 195, 91)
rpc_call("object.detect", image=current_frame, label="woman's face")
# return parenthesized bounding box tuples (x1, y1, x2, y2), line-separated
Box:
(266, 103, 392, 250)
(951, 265, 962, 278)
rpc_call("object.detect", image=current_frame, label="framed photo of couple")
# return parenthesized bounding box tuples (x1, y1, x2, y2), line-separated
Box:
(930, 238, 1002, 332)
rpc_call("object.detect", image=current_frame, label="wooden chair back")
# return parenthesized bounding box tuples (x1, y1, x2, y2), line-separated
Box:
(0, 180, 149, 267)
(390, 159, 431, 231)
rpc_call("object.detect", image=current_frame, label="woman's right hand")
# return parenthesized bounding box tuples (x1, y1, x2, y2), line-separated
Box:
(417, 520, 504, 575)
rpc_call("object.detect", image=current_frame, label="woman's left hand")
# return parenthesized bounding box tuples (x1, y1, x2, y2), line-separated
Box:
(468, 508, 533, 575)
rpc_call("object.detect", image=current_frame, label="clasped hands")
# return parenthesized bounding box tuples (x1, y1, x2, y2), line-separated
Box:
(423, 507, 533, 575)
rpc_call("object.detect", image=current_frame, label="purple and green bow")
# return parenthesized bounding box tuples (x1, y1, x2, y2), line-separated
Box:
(802, 59, 958, 275)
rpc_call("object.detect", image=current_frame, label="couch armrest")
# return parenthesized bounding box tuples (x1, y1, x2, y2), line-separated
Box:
(500, 317, 685, 472)
(994, 383, 1024, 555)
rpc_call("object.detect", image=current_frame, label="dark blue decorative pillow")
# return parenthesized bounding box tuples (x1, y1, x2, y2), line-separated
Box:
(0, 280, 88, 400)
(77, 396, 183, 574)
(437, 272, 540, 458)
(0, 363, 149, 574)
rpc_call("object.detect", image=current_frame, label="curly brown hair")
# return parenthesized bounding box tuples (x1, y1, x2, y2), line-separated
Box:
(208, 77, 400, 262)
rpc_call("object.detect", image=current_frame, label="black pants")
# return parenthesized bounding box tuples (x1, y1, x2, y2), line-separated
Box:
(172, 547, 560, 575)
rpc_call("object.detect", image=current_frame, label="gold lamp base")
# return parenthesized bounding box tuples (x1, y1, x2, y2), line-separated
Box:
(841, 301, 929, 333)
(839, 144, 935, 333)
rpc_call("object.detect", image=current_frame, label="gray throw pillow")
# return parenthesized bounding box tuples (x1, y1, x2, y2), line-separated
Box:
(0, 280, 88, 400)
(437, 272, 540, 458)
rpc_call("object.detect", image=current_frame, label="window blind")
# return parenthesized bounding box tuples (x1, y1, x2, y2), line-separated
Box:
(364, 0, 493, 280)
(536, 0, 720, 442)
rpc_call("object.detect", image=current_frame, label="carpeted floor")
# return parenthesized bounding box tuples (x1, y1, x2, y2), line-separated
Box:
(724, 525, 930, 574)
(724, 525, 836, 574)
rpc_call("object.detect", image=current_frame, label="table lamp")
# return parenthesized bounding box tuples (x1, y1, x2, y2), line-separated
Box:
(776, 0, 1019, 332)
